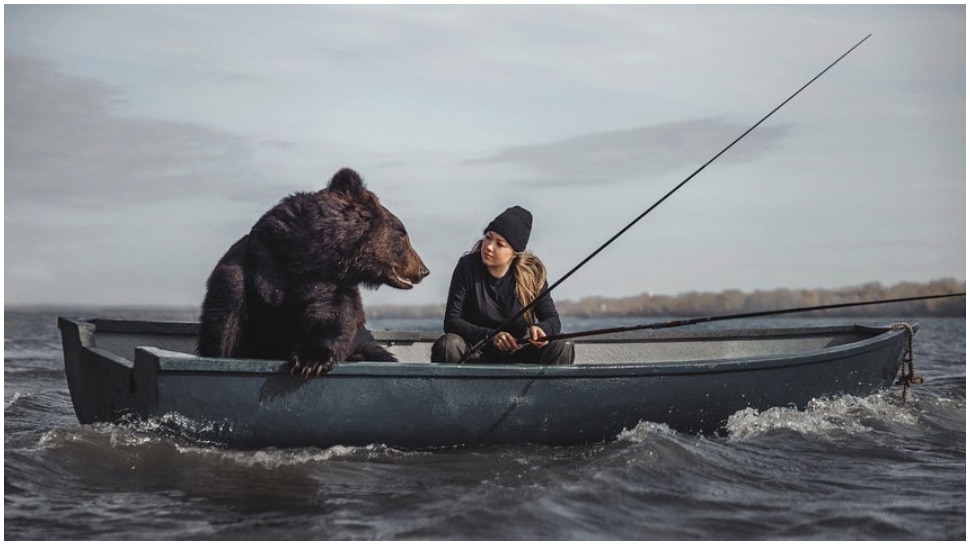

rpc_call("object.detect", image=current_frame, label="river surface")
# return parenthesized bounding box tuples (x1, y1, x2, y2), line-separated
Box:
(4, 308, 965, 539)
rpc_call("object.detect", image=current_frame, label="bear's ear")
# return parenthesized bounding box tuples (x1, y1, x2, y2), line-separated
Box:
(327, 168, 366, 198)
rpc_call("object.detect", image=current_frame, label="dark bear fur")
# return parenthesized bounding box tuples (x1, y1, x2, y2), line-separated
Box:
(197, 168, 429, 377)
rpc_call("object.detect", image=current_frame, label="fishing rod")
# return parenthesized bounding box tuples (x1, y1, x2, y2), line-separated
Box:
(459, 34, 873, 363)
(524, 292, 966, 344)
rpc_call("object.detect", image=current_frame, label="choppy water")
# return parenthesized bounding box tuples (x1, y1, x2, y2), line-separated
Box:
(4, 308, 966, 539)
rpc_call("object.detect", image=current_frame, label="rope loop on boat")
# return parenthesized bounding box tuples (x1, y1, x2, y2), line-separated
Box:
(891, 322, 922, 401)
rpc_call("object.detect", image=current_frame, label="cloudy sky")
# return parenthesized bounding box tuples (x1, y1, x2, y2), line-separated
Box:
(5, 4, 965, 310)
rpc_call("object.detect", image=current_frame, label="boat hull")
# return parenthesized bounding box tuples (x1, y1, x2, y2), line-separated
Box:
(59, 317, 913, 448)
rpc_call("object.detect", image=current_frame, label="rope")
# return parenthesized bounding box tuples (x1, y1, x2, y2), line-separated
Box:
(891, 322, 922, 402)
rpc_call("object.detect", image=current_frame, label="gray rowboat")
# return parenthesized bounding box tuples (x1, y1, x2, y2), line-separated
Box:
(58, 317, 915, 449)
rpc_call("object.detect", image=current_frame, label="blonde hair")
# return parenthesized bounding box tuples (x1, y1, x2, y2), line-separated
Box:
(470, 239, 547, 323)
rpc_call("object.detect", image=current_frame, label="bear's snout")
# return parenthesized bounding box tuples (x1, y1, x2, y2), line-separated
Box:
(413, 263, 430, 284)
(388, 256, 429, 290)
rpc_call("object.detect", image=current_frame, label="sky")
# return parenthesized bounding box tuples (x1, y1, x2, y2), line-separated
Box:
(4, 4, 966, 310)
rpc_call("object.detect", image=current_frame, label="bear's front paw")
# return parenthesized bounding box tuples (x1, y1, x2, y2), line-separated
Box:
(289, 345, 338, 379)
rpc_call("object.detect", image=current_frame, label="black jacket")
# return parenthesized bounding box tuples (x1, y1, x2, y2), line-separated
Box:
(443, 252, 561, 343)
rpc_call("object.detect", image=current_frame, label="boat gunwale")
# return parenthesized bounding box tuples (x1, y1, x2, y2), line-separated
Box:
(149, 332, 909, 380)
(61, 316, 912, 379)
(77, 316, 895, 342)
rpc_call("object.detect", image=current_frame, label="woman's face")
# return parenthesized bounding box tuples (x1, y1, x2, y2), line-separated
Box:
(481, 230, 516, 273)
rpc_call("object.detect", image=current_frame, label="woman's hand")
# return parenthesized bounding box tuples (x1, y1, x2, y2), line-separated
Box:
(493, 331, 519, 352)
(527, 325, 549, 348)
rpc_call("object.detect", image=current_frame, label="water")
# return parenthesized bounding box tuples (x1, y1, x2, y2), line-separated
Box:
(4, 308, 965, 539)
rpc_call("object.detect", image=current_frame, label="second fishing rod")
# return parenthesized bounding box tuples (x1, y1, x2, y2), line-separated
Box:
(458, 34, 873, 363)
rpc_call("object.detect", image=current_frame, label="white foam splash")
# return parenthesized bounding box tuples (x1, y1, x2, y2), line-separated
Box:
(37, 412, 422, 468)
(136, 412, 423, 467)
(37, 422, 163, 450)
(170, 442, 419, 469)
(37, 428, 78, 448)
(136, 412, 233, 446)
(5, 391, 29, 410)
(725, 393, 919, 440)
(615, 420, 677, 443)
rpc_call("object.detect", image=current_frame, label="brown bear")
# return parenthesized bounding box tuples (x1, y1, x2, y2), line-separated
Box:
(197, 168, 429, 377)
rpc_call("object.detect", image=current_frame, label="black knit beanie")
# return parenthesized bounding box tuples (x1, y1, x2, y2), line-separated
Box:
(485, 206, 532, 252)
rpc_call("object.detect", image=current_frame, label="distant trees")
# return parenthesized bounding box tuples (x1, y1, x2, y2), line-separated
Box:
(365, 278, 966, 319)
(556, 278, 966, 318)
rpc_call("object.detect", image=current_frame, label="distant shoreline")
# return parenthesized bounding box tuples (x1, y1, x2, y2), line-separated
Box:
(364, 278, 966, 320)
(8, 278, 965, 319)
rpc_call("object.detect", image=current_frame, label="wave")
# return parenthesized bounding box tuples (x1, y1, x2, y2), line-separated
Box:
(612, 391, 924, 444)
(723, 392, 920, 439)
(36, 416, 427, 470)
(5, 391, 31, 411)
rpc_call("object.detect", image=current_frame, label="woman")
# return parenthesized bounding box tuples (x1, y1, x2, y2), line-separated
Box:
(431, 206, 575, 365)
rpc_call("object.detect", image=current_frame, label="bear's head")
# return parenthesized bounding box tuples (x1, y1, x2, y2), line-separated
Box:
(320, 168, 430, 290)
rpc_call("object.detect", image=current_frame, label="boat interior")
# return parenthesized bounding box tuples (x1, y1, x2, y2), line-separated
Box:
(79, 318, 882, 366)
